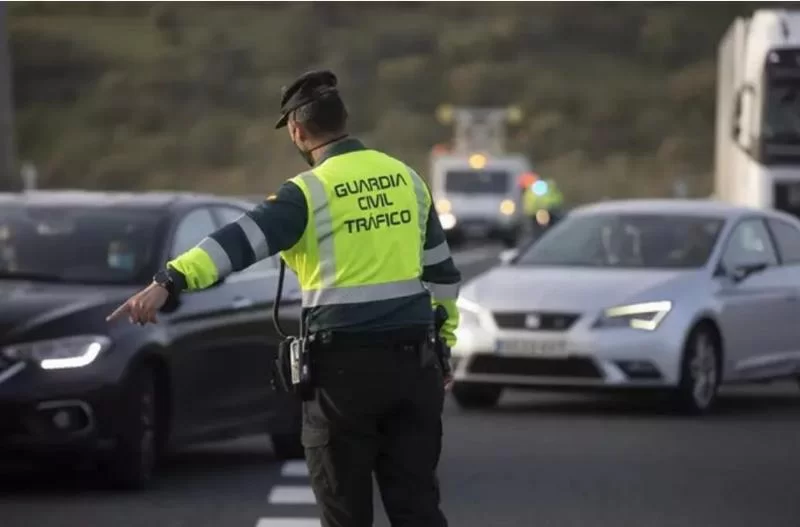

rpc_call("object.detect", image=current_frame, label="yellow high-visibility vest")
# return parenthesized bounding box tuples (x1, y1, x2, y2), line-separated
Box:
(281, 149, 433, 308)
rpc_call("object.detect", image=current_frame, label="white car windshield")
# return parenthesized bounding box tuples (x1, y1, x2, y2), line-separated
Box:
(515, 212, 725, 269)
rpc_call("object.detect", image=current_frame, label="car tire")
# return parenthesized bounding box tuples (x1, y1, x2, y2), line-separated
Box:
(451, 382, 502, 409)
(102, 366, 160, 490)
(673, 324, 722, 415)
(271, 431, 305, 460)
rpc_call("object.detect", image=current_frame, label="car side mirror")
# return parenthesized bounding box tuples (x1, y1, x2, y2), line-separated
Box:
(720, 260, 768, 283)
(498, 248, 518, 265)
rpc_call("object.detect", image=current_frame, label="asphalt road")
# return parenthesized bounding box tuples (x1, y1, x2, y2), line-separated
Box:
(3, 244, 800, 527)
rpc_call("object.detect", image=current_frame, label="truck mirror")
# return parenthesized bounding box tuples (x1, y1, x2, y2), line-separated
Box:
(731, 89, 743, 140)
(730, 83, 755, 147)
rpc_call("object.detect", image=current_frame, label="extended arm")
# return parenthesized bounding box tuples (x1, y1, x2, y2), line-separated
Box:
(167, 182, 308, 291)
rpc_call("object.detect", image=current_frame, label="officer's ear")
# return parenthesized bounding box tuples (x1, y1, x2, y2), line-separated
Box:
(288, 118, 308, 144)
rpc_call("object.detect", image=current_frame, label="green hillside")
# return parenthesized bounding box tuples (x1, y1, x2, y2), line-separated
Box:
(6, 1, 775, 202)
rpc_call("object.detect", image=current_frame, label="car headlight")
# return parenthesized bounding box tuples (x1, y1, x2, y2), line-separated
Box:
(439, 212, 457, 230)
(0, 335, 111, 370)
(594, 301, 672, 331)
(436, 199, 452, 214)
(456, 297, 494, 329)
(499, 199, 516, 216)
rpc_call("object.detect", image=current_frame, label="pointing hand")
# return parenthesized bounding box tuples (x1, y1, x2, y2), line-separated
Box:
(106, 283, 170, 326)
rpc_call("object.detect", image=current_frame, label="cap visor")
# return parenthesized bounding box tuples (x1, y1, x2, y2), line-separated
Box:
(275, 113, 289, 129)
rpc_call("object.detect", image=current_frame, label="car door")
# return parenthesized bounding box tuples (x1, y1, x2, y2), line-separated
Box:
(714, 217, 787, 379)
(210, 205, 302, 424)
(764, 217, 800, 374)
(162, 206, 249, 441)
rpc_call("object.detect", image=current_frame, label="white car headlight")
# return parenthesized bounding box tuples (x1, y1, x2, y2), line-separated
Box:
(595, 301, 672, 331)
(0, 335, 111, 370)
(456, 297, 490, 328)
(439, 212, 457, 230)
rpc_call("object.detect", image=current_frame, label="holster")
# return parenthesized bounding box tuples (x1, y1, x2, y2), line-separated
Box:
(270, 336, 315, 401)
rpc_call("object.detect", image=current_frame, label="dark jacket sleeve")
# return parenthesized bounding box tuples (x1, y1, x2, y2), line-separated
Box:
(167, 181, 307, 290)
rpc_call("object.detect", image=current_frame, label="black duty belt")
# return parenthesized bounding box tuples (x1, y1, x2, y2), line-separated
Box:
(311, 326, 432, 349)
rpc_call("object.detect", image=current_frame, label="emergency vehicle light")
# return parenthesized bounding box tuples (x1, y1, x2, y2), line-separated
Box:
(518, 172, 538, 188)
(436, 104, 454, 125)
(506, 106, 523, 124)
(532, 180, 549, 196)
(468, 154, 487, 170)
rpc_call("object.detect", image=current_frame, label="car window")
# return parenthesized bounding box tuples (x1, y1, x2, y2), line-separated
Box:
(215, 206, 247, 225)
(514, 213, 724, 269)
(721, 218, 778, 268)
(212, 206, 277, 274)
(171, 208, 217, 258)
(768, 219, 800, 264)
(0, 205, 163, 285)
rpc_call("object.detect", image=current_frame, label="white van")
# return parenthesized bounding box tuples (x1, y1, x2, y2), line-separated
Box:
(430, 152, 531, 247)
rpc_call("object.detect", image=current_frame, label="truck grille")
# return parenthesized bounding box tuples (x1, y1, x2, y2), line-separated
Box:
(492, 312, 580, 331)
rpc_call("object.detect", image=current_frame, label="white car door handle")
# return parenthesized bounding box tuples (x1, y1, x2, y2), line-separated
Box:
(231, 297, 254, 309)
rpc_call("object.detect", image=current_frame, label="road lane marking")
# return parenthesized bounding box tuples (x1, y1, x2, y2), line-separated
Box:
(255, 520, 321, 527)
(280, 460, 309, 478)
(267, 485, 316, 504)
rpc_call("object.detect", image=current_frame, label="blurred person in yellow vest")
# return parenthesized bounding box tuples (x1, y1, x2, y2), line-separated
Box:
(522, 177, 564, 234)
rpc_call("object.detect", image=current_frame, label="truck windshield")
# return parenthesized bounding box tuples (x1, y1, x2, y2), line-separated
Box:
(444, 170, 510, 194)
(762, 48, 800, 162)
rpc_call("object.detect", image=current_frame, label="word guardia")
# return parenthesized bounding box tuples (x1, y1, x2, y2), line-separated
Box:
(334, 173, 414, 234)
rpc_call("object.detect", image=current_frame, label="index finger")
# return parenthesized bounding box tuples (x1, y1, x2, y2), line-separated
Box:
(106, 301, 131, 322)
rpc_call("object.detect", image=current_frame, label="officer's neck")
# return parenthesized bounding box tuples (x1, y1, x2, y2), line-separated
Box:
(308, 133, 349, 164)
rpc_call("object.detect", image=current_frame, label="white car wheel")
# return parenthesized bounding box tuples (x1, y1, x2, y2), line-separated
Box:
(675, 324, 721, 415)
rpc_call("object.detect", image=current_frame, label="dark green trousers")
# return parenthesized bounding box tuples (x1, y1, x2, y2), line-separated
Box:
(302, 331, 448, 527)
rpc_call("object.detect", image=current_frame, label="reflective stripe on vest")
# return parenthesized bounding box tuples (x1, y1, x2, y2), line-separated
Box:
(291, 162, 431, 308)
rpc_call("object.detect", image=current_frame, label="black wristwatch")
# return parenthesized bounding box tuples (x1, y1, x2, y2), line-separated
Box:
(153, 269, 176, 296)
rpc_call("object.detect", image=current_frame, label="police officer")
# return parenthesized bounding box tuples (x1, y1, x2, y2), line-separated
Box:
(107, 70, 460, 527)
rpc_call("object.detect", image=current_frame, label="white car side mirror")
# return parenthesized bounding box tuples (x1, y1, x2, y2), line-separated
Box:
(498, 248, 518, 265)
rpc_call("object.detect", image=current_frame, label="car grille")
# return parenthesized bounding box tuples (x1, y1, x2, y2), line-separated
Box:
(468, 355, 602, 378)
(492, 312, 580, 331)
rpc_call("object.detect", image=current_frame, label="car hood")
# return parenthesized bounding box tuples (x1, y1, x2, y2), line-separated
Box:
(0, 280, 133, 341)
(460, 265, 703, 314)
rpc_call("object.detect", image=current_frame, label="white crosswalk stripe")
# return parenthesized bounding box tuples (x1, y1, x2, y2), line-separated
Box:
(255, 461, 319, 527)
(255, 520, 321, 527)
(267, 485, 316, 505)
(280, 460, 309, 478)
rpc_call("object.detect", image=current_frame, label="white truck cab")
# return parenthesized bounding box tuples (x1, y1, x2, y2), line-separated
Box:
(716, 9, 800, 217)
(431, 151, 531, 247)
(428, 105, 531, 247)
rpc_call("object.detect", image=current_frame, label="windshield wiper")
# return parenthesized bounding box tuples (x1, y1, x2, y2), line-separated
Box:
(0, 270, 66, 282)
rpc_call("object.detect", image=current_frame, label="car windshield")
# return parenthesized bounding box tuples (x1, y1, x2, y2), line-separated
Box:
(444, 170, 510, 194)
(0, 205, 165, 284)
(515, 212, 725, 269)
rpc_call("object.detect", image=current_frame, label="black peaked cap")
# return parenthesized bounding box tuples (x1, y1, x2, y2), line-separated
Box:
(275, 70, 339, 129)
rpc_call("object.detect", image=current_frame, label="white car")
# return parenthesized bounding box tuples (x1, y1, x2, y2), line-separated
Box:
(451, 199, 800, 414)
